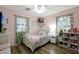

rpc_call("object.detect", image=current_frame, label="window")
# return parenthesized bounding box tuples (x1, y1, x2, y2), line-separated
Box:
(16, 16, 29, 44)
(16, 16, 29, 32)
(56, 15, 73, 35)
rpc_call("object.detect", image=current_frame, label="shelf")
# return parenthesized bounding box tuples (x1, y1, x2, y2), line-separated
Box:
(63, 37, 70, 38)
(62, 32, 79, 34)
(70, 37, 78, 40)
(59, 42, 69, 48)
(58, 31, 79, 52)
(59, 40, 69, 43)
(68, 48, 78, 52)
(70, 43, 78, 46)
(59, 41, 78, 46)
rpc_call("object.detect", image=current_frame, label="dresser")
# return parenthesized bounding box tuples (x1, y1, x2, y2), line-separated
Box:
(0, 33, 11, 54)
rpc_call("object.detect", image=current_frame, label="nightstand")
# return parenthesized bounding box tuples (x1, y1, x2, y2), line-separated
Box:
(50, 36, 56, 44)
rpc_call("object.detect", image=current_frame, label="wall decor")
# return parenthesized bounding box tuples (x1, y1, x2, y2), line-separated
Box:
(37, 17, 44, 23)
(37, 17, 45, 27)
(6, 18, 8, 24)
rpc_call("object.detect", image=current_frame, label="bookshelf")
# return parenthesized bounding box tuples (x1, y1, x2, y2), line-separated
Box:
(58, 32, 79, 52)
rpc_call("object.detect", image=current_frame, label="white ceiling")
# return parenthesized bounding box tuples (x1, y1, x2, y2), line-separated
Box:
(2, 5, 79, 17)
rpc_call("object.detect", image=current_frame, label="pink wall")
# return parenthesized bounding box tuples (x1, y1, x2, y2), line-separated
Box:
(44, 6, 79, 31)
(0, 6, 38, 46)
(0, 6, 79, 46)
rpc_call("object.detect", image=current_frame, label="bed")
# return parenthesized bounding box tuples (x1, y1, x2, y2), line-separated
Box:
(23, 33, 51, 52)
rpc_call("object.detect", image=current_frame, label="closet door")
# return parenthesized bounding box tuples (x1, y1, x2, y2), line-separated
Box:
(16, 16, 29, 44)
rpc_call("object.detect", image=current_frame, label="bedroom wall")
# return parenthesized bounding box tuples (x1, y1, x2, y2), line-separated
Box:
(44, 6, 79, 36)
(0, 6, 38, 46)
(0, 5, 79, 46)
(0, 6, 50, 46)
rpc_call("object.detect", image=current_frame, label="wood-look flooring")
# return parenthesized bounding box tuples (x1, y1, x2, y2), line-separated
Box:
(11, 43, 78, 54)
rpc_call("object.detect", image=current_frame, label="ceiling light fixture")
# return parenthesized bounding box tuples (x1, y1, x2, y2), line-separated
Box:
(33, 5, 46, 14)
